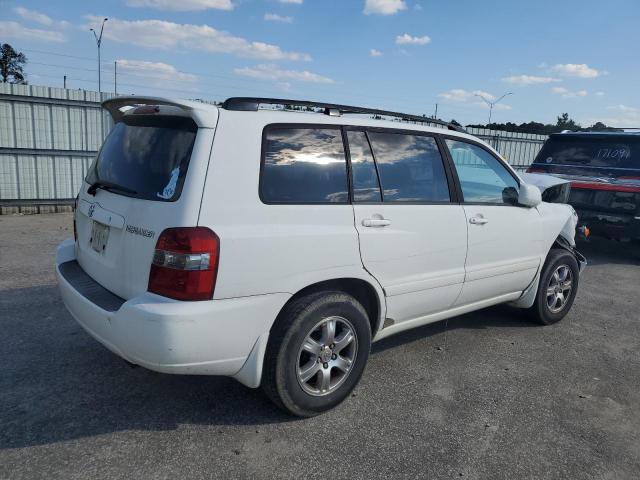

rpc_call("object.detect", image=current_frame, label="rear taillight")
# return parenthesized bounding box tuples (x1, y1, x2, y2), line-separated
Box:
(526, 166, 546, 173)
(148, 227, 220, 301)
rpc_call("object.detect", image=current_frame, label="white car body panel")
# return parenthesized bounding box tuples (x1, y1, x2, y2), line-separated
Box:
(56, 96, 582, 388)
(353, 204, 467, 324)
(456, 204, 542, 305)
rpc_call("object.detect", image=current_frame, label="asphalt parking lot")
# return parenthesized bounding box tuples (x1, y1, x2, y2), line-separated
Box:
(1, 213, 639, 480)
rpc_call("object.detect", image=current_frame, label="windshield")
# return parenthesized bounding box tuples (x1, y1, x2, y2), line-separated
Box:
(86, 115, 197, 201)
(535, 136, 640, 170)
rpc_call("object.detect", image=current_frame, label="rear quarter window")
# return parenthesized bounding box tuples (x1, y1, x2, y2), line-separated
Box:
(260, 127, 349, 204)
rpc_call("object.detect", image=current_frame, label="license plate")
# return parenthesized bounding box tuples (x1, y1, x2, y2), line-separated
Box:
(90, 221, 110, 253)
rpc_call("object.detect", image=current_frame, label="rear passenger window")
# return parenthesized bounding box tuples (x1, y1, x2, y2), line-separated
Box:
(261, 128, 348, 204)
(347, 131, 382, 202)
(367, 132, 450, 202)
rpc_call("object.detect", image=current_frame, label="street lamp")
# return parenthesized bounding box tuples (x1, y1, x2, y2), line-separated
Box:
(475, 91, 512, 124)
(90, 18, 108, 93)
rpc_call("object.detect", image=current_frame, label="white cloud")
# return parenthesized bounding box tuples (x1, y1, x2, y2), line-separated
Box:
(364, 0, 407, 15)
(14, 7, 53, 26)
(369, 48, 383, 57)
(502, 75, 561, 86)
(475, 102, 512, 111)
(125, 0, 234, 11)
(439, 89, 495, 102)
(414, 4, 423, 10)
(587, 105, 640, 127)
(13, 7, 70, 28)
(0, 21, 66, 43)
(395, 33, 430, 45)
(550, 63, 601, 78)
(115, 59, 198, 83)
(438, 89, 512, 111)
(234, 64, 334, 84)
(551, 86, 588, 98)
(264, 13, 293, 23)
(607, 104, 638, 113)
(279, 0, 303, 3)
(84, 15, 311, 61)
(595, 91, 605, 96)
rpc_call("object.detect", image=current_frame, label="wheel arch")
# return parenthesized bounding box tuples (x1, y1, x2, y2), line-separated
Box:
(276, 277, 385, 338)
(232, 276, 385, 389)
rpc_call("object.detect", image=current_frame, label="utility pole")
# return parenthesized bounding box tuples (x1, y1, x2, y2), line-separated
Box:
(90, 18, 108, 93)
(433, 103, 438, 119)
(63, 75, 67, 89)
(114, 61, 117, 95)
(474, 92, 513, 124)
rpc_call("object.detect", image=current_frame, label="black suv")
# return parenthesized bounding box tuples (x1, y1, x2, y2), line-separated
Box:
(528, 131, 640, 241)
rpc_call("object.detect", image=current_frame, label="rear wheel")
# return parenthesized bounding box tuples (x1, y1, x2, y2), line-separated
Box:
(262, 291, 371, 417)
(528, 248, 579, 325)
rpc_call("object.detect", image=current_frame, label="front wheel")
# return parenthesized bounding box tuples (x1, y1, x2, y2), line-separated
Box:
(261, 291, 371, 417)
(528, 248, 580, 325)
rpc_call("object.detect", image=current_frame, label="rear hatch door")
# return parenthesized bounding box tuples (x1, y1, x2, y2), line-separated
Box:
(75, 100, 217, 300)
(529, 134, 640, 215)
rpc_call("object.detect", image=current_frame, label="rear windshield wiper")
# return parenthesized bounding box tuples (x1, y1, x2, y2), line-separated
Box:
(87, 180, 138, 197)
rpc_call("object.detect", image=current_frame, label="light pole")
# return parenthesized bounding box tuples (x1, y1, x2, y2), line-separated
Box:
(475, 91, 512, 124)
(90, 18, 108, 93)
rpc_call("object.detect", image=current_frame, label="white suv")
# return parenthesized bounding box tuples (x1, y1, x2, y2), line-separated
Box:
(56, 97, 586, 416)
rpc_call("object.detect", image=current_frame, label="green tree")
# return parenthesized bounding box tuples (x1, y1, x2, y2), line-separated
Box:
(588, 121, 608, 131)
(556, 112, 580, 131)
(0, 43, 28, 84)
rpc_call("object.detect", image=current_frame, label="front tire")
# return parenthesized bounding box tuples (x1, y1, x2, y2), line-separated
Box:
(528, 248, 580, 325)
(262, 291, 371, 417)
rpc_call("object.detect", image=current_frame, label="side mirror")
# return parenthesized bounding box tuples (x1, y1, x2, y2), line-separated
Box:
(502, 186, 519, 205)
(518, 183, 542, 207)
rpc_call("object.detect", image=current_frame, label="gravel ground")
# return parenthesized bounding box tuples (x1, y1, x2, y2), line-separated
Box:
(1, 213, 639, 480)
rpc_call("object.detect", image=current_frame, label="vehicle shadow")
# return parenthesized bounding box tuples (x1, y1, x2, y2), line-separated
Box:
(576, 237, 640, 266)
(371, 304, 530, 354)
(1, 285, 535, 450)
(2, 236, 636, 450)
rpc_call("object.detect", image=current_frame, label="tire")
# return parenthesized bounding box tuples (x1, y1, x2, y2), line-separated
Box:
(528, 248, 580, 325)
(261, 291, 372, 417)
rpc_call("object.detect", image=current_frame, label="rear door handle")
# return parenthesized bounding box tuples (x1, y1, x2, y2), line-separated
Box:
(362, 217, 391, 227)
(469, 215, 488, 225)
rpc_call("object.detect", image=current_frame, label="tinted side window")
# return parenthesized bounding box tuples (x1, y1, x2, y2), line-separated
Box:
(261, 128, 348, 203)
(446, 139, 519, 204)
(347, 130, 382, 202)
(367, 132, 450, 202)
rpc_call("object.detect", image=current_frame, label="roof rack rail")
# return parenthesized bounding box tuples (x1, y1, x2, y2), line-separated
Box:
(221, 97, 466, 133)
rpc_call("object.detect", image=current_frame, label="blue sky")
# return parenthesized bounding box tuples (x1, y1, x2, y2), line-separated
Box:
(2, 0, 639, 126)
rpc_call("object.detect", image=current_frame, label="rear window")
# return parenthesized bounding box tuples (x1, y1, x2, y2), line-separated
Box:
(536, 136, 640, 169)
(260, 127, 348, 204)
(86, 115, 197, 201)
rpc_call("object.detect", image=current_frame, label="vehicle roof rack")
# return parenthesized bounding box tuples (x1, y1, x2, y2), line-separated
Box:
(221, 97, 466, 133)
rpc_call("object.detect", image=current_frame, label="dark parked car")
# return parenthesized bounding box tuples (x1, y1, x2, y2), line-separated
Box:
(528, 131, 640, 241)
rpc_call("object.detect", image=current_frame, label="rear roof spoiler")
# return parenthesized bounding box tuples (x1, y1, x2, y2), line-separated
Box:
(101, 96, 219, 128)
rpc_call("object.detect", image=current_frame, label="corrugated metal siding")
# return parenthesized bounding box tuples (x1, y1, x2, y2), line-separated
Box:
(0, 84, 547, 208)
(0, 83, 115, 207)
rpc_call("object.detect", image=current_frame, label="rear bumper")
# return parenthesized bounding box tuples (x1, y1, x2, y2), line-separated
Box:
(574, 208, 640, 240)
(55, 238, 288, 378)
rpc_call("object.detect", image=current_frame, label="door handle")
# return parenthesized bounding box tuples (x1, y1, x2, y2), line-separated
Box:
(469, 215, 488, 225)
(362, 217, 391, 227)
